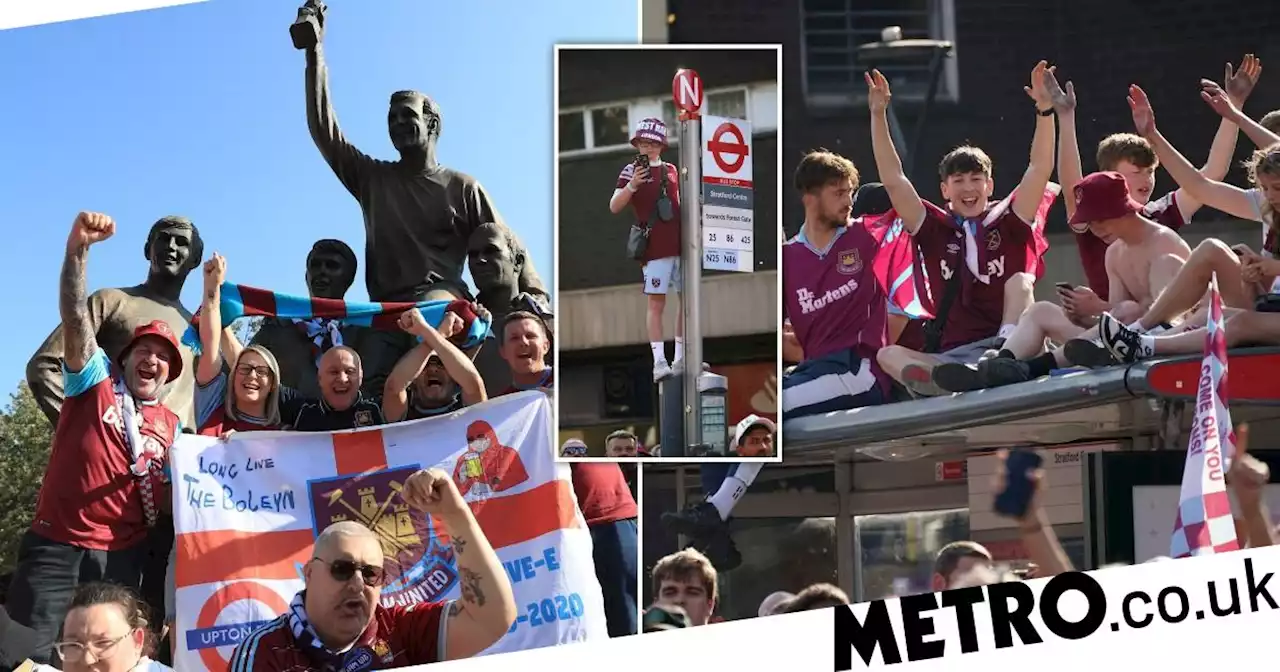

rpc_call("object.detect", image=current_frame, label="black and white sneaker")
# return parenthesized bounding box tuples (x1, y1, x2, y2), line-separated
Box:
(1098, 313, 1142, 363)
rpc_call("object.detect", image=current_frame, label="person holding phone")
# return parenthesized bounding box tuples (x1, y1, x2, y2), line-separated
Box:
(609, 117, 684, 383)
(991, 449, 1074, 578)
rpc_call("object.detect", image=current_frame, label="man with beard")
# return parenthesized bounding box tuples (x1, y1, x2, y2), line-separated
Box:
(229, 470, 517, 669)
(467, 222, 553, 395)
(383, 308, 487, 422)
(9, 213, 184, 664)
(293, 0, 549, 390)
(251, 239, 369, 399)
(27, 216, 202, 428)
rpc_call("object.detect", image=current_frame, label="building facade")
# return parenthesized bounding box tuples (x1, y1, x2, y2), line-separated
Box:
(637, 0, 1280, 618)
(557, 47, 781, 451)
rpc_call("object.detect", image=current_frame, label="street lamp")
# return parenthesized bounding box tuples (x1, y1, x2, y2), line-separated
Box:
(857, 26, 954, 178)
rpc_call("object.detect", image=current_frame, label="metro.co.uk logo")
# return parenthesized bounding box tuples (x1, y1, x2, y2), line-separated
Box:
(834, 557, 1278, 670)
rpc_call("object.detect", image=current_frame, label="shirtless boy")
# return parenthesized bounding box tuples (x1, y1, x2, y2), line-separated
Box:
(868, 62, 1057, 397)
(1094, 82, 1280, 363)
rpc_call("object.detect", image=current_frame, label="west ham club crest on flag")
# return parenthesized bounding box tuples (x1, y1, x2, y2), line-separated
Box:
(308, 466, 460, 606)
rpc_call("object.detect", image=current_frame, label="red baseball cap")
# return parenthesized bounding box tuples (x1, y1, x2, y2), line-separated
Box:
(121, 320, 184, 383)
(1067, 171, 1143, 232)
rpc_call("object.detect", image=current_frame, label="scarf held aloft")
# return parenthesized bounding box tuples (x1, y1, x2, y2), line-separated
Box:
(182, 283, 491, 354)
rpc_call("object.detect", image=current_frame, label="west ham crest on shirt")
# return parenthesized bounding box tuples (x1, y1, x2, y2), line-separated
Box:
(355, 410, 374, 427)
(985, 229, 1002, 251)
(837, 249, 863, 275)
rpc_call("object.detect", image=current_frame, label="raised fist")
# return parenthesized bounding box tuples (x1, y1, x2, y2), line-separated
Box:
(68, 212, 115, 251)
(203, 253, 227, 292)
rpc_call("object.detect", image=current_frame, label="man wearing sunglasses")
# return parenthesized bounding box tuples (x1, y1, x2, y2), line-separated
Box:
(229, 468, 516, 670)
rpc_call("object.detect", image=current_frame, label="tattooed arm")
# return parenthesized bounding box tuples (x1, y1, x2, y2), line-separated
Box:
(401, 467, 516, 660)
(440, 507, 517, 659)
(61, 212, 115, 372)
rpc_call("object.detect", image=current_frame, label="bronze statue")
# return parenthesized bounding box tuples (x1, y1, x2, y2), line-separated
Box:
(250, 239, 369, 399)
(293, 0, 549, 306)
(467, 223, 554, 393)
(26, 216, 202, 428)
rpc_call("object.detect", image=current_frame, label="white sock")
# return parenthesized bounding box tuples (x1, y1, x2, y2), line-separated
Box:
(651, 342, 667, 366)
(1127, 320, 1147, 333)
(997, 324, 1015, 340)
(1138, 334, 1157, 358)
(706, 463, 764, 520)
(674, 337, 685, 362)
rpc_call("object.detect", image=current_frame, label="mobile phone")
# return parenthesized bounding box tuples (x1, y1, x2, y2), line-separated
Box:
(1055, 282, 1076, 292)
(993, 448, 1043, 519)
(633, 153, 650, 169)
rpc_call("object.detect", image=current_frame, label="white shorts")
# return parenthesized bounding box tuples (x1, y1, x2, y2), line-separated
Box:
(643, 256, 682, 295)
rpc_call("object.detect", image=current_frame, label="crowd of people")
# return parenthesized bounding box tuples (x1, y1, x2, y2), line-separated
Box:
(0, 209, 641, 670)
(779, 54, 1278, 413)
(649, 53, 1279, 622)
(0, 5, 645, 671)
(640, 546, 850, 633)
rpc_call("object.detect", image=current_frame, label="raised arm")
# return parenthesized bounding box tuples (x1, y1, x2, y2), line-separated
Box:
(1178, 57, 1263, 214)
(1045, 71, 1083, 219)
(383, 342, 432, 422)
(61, 213, 115, 372)
(1013, 61, 1057, 223)
(425, 314, 487, 407)
(402, 469, 516, 660)
(610, 161, 649, 214)
(196, 254, 226, 386)
(1129, 85, 1260, 221)
(299, 2, 371, 196)
(865, 70, 926, 234)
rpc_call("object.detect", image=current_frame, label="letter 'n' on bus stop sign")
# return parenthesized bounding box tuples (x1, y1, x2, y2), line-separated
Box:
(673, 68, 703, 118)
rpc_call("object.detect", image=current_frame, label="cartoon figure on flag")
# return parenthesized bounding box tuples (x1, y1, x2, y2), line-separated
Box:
(453, 420, 529, 500)
(309, 466, 461, 605)
(1170, 273, 1239, 558)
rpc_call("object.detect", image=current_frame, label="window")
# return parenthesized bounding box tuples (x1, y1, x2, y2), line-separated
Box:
(590, 105, 631, 148)
(559, 83, 775, 157)
(661, 88, 749, 138)
(559, 112, 585, 152)
(707, 89, 748, 120)
(800, 0, 957, 108)
(854, 509, 969, 601)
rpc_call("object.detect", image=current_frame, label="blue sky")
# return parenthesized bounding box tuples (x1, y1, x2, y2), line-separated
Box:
(0, 0, 637, 394)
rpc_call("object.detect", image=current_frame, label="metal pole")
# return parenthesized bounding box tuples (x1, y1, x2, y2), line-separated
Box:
(906, 47, 948, 178)
(679, 112, 703, 452)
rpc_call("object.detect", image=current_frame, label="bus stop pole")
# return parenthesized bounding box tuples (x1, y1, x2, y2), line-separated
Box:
(679, 110, 703, 453)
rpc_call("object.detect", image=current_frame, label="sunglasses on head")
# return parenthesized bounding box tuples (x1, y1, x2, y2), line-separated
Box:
(314, 558, 385, 587)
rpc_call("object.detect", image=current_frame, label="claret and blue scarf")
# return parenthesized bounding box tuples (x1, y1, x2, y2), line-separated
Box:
(182, 283, 492, 357)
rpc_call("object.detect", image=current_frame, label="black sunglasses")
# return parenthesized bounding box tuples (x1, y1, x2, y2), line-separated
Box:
(314, 558, 385, 587)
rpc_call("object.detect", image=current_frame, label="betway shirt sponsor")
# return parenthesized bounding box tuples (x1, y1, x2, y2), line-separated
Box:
(783, 220, 889, 362)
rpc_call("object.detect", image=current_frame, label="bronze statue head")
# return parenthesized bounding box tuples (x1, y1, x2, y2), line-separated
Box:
(306, 239, 357, 299)
(467, 222, 525, 297)
(388, 90, 441, 155)
(143, 216, 203, 282)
